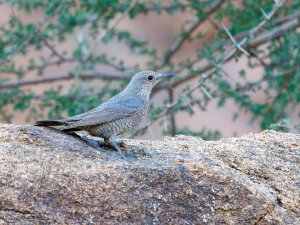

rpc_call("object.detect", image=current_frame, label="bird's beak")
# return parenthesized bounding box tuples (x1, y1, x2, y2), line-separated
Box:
(157, 73, 175, 81)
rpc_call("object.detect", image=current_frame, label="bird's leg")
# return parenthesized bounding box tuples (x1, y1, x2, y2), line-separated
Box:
(98, 138, 128, 153)
(70, 133, 127, 156)
(74, 134, 101, 149)
(115, 140, 128, 150)
(115, 140, 128, 153)
(105, 137, 126, 158)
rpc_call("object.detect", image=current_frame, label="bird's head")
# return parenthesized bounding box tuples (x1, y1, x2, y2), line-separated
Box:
(125, 70, 174, 99)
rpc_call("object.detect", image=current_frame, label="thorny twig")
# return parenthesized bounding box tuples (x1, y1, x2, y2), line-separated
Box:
(2, 8, 298, 92)
(222, 24, 250, 57)
(0, 72, 129, 90)
(0, 3, 57, 66)
(154, 0, 226, 70)
(72, 0, 138, 80)
(159, 3, 296, 91)
(133, 0, 286, 136)
(44, 40, 66, 62)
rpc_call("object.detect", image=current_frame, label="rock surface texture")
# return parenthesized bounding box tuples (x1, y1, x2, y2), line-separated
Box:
(0, 124, 299, 224)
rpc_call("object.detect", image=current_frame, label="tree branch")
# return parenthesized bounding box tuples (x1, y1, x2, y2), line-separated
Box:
(168, 88, 177, 136)
(0, 14, 55, 66)
(154, 0, 226, 70)
(168, 12, 299, 90)
(135, 0, 287, 137)
(43, 40, 67, 61)
(0, 72, 129, 89)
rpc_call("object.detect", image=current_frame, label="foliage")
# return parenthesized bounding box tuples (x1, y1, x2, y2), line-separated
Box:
(0, 0, 299, 140)
(270, 118, 300, 133)
(176, 128, 221, 141)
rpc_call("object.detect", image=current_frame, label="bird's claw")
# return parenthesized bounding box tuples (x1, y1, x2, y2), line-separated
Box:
(118, 142, 129, 154)
(70, 134, 127, 158)
(99, 139, 128, 158)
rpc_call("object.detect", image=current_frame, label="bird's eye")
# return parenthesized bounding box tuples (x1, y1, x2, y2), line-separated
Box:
(147, 75, 154, 81)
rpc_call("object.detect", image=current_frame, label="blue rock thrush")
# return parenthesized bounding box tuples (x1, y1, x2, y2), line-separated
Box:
(35, 71, 173, 157)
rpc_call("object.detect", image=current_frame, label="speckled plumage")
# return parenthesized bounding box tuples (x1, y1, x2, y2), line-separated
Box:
(35, 71, 173, 156)
(87, 106, 147, 139)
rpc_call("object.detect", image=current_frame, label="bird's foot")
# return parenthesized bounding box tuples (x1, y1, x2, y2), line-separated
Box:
(77, 135, 102, 150)
(70, 134, 127, 158)
(98, 139, 128, 158)
(116, 140, 129, 154)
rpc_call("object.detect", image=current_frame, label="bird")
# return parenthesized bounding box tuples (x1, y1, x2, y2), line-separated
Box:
(35, 70, 173, 157)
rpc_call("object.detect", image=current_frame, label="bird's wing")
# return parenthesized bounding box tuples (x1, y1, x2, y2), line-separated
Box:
(62, 96, 143, 129)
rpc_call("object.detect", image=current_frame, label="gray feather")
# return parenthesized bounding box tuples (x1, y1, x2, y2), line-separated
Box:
(35, 70, 174, 153)
(61, 96, 144, 129)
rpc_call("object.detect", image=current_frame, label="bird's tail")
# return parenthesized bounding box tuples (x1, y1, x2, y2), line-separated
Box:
(35, 120, 68, 127)
(35, 120, 81, 133)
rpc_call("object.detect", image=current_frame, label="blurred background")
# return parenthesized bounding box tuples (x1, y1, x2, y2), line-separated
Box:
(0, 0, 299, 140)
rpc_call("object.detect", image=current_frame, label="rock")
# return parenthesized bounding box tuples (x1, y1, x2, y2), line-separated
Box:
(0, 124, 299, 224)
